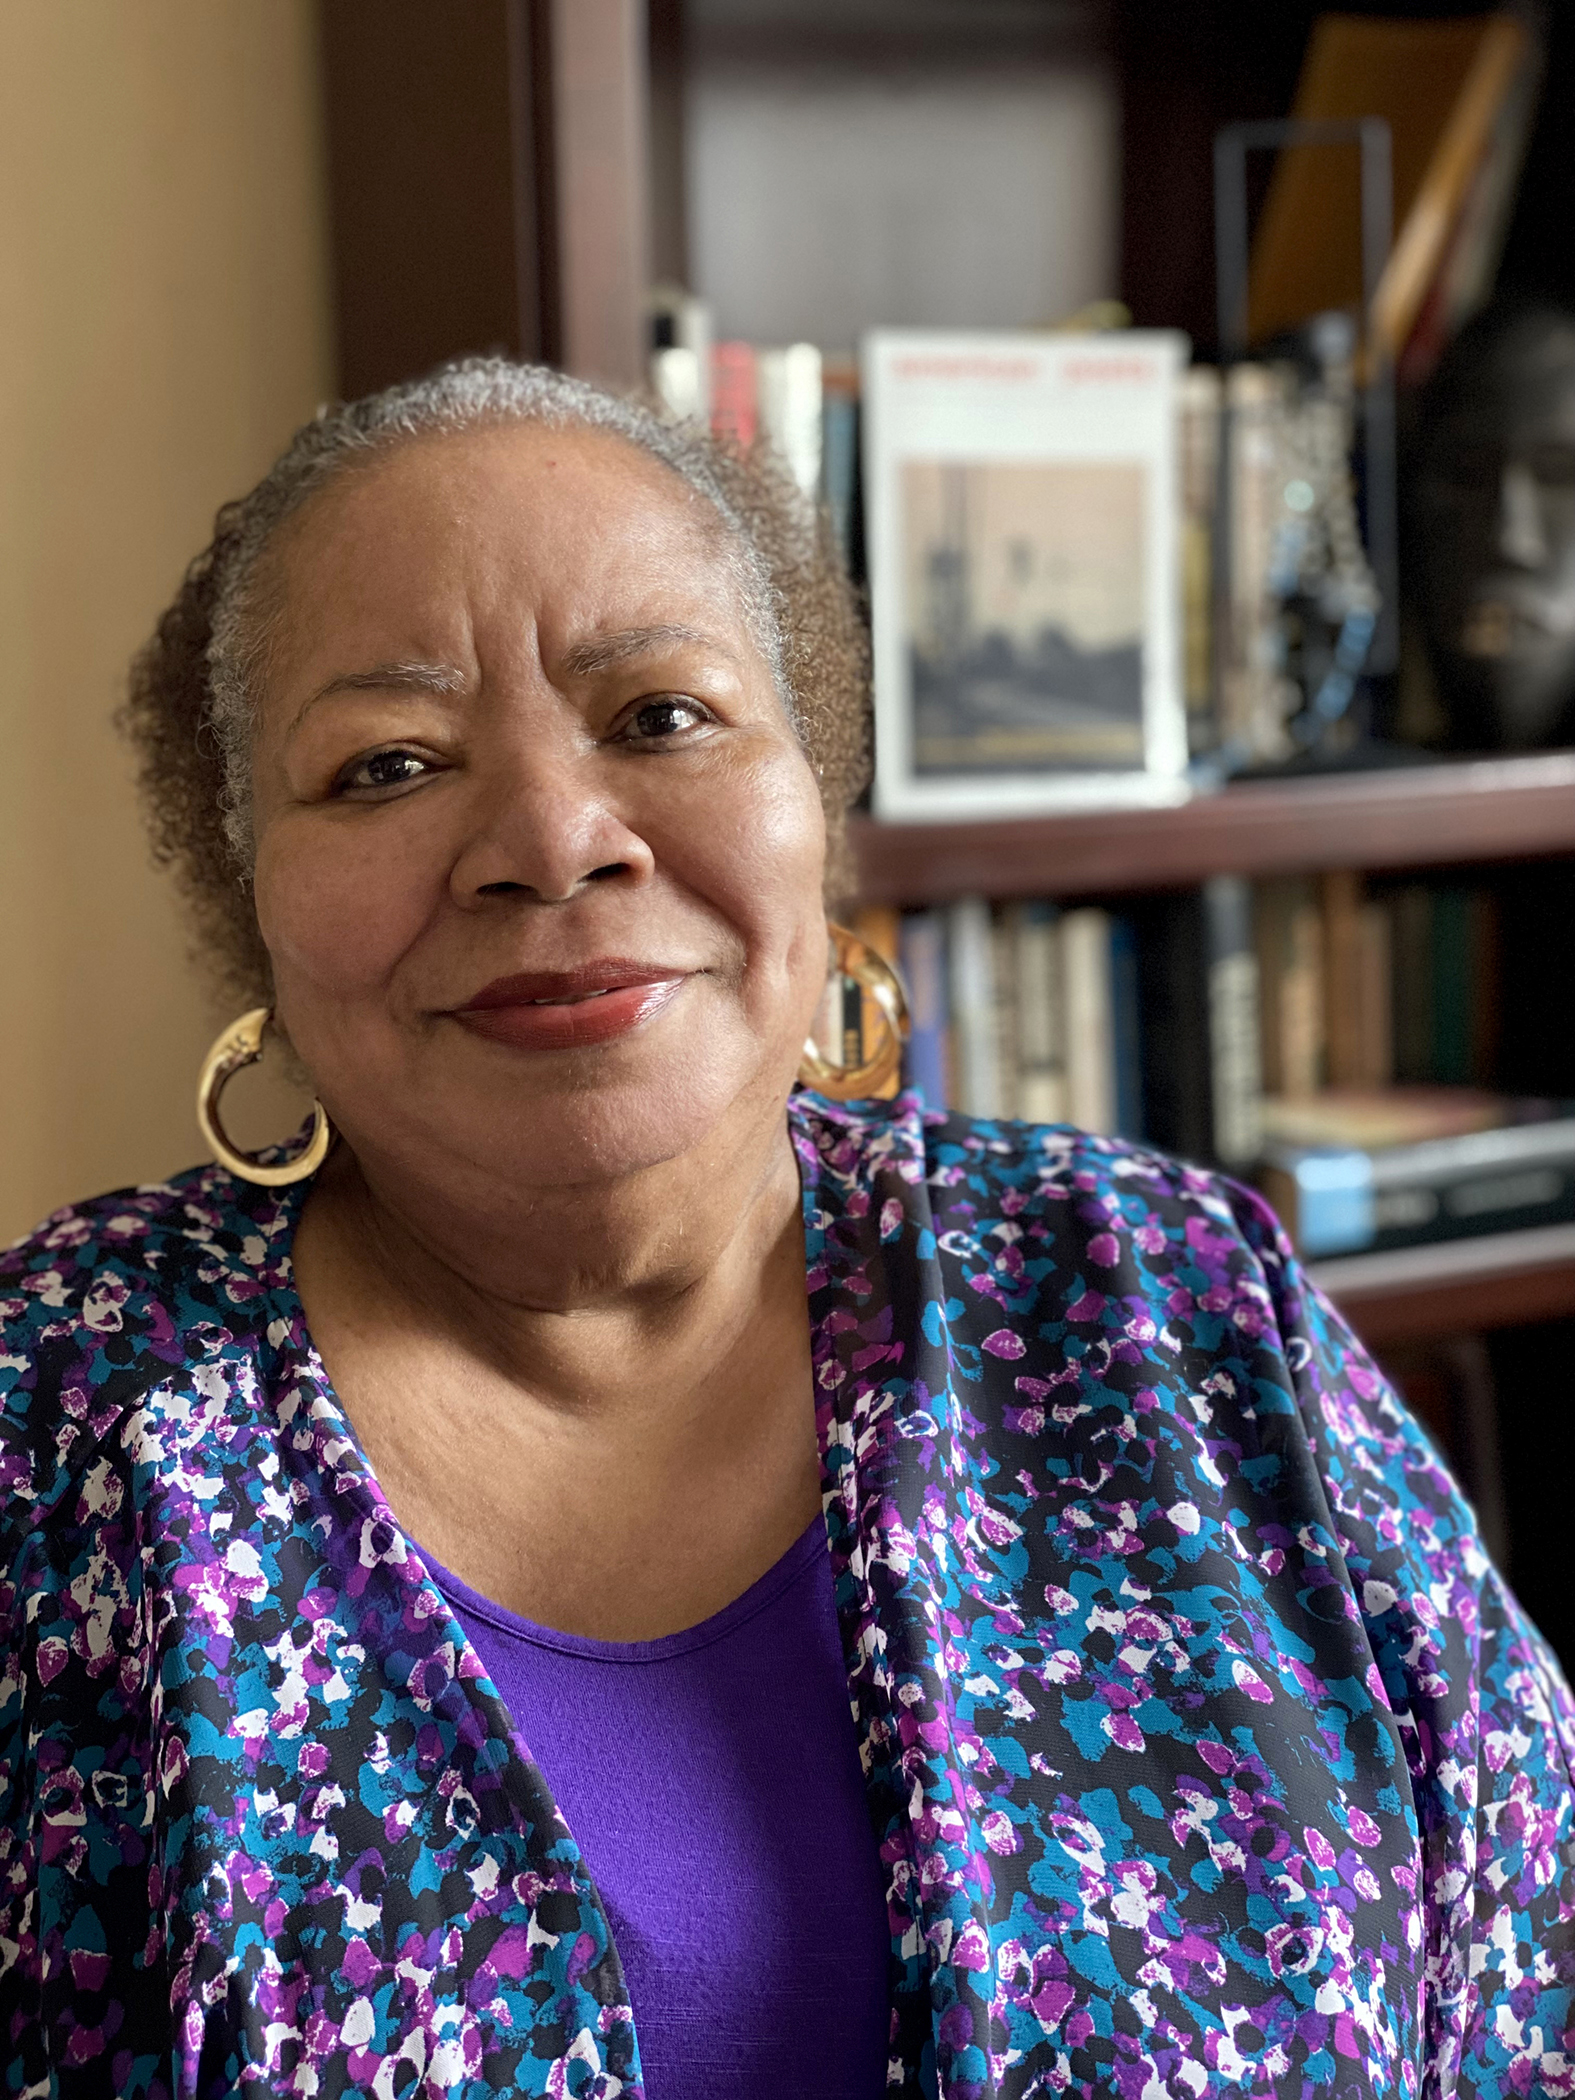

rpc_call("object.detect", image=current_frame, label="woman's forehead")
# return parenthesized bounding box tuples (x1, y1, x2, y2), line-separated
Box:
(298, 421, 719, 550)
(261, 423, 752, 677)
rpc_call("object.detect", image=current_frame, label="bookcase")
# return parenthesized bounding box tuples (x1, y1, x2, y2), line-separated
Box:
(316, 0, 1575, 1648)
(855, 753, 1575, 1349)
(315, 0, 1575, 1359)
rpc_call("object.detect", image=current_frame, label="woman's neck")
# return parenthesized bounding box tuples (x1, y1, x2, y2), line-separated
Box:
(289, 1095, 823, 1636)
(295, 1097, 805, 1406)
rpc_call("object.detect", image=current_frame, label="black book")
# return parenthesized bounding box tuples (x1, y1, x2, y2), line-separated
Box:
(1136, 878, 1262, 1169)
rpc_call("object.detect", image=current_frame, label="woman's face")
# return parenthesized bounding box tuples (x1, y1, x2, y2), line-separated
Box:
(248, 424, 829, 1193)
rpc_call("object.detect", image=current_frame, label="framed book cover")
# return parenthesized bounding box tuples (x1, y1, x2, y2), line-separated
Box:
(862, 329, 1191, 822)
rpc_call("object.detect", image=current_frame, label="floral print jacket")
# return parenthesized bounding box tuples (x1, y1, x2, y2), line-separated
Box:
(2, 1093, 1573, 2098)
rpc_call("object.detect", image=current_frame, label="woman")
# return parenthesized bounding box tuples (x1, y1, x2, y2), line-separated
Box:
(2, 360, 1571, 2100)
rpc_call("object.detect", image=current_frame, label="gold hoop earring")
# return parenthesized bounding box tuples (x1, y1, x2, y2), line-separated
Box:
(799, 924, 911, 1100)
(196, 1008, 332, 1187)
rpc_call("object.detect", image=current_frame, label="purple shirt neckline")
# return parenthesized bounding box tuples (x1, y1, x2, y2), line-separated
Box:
(419, 1512, 829, 1664)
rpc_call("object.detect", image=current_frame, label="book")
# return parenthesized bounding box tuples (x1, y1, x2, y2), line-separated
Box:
(1260, 1086, 1509, 1153)
(946, 897, 1000, 1119)
(1263, 1108, 1575, 1260)
(1136, 892, 1212, 1164)
(1390, 885, 1434, 1085)
(1397, 25, 1544, 386)
(1321, 871, 1364, 1088)
(1008, 901, 1067, 1125)
(1247, 14, 1534, 357)
(1371, 16, 1533, 367)
(862, 329, 1190, 821)
(1431, 885, 1478, 1086)
(1204, 876, 1262, 1167)
(1111, 918, 1145, 1141)
(756, 344, 823, 499)
(1256, 878, 1324, 1100)
(1137, 878, 1261, 1168)
(820, 360, 862, 581)
(710, 341, 757, 448)
(1322, 872, 1392, 1091)
(899, 912, 949, 1111)
(1062, 908, 1116, 1136)
(1356, 900, 1395, 1092)
(991, 911, 1020, 1120)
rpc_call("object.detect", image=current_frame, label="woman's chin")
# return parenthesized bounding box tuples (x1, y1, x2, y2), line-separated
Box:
(345, 1053, 774, 1197)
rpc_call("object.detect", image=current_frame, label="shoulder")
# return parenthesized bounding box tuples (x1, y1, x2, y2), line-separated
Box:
(1, 1161, 296, 1346)
(0, 1163, 300, 1524)
(792, 1089, 1283, 1264)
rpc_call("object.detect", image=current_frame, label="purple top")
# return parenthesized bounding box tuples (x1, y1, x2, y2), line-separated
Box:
(422, 1517, 891, 2098)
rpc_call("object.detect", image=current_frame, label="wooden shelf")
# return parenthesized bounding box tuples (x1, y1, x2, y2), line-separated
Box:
(852, 752, 1575, 903)
(1309, 1224, 1575, 1350)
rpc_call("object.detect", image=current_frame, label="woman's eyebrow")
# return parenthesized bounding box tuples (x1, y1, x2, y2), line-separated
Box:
(290, 660, 469, 732)
(560, 624, 728, 677)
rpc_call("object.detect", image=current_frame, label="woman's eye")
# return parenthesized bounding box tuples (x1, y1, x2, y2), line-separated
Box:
(339, 748, 433, 793)
(620, 696, 713, 743)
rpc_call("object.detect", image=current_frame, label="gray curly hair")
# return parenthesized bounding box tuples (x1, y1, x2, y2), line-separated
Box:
(122, 357, 872, 1006)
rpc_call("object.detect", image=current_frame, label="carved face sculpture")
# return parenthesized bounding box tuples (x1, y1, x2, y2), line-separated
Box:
(1410, 303, 1575, 752)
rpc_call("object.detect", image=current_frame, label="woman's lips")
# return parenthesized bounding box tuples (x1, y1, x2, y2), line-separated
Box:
(450, 967, 689, 1051)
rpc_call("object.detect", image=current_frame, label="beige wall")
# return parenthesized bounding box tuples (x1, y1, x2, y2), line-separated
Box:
(0, 2, 335, 1242)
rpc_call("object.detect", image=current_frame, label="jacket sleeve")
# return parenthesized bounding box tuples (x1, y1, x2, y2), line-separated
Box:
(1230, 1178, 1575, 2099)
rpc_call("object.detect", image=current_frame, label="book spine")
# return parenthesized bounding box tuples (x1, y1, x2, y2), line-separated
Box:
(1371, 15, 1530, 361)
(991, 912, 1020, 1121)
(1431, 885, 1473, 1085)
(1135, 893, 1211, 1162)
(820, 379, 861, 580)
(1256, 878, 1324, 1099)
(899, 912, 949, 1111)
(1391, 883, 1433, 1083)
(1321, 869, 1365, 1087)
(946, 898, 1000, 1119)
(1282, 884, 1325, 1097)
(756, 343, 823, 498)
(1013, 901, 1067, 1125)
(1471, 887, 1501, 1087)
(1062, 908, 1115, 1136)
(710, 341, 758, 448)
(1356, 899, 1395, 1088)
(1274, 1151, 1377, 1258)
(1111, 918, 1145, 1140)
(1323, 871, 1402, 1091)
(1204, 875, 1263, 1166)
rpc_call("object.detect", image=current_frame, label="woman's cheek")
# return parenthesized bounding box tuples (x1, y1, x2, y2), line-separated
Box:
(676, 740, 825, 936)
(253, 808, 443, 997)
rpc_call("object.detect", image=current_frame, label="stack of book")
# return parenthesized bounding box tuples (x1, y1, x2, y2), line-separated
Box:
(834, 874, 1572, 1264)
(1257, 1090, 1575, 1260)
(847, 883, 1261, 1169)
(648, 290, 863, 581)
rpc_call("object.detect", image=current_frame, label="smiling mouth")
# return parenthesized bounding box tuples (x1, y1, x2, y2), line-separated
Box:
(450, 965, 690, 1050)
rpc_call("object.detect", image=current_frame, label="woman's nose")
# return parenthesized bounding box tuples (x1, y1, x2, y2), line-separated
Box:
(448, 737, 656, 906)
(1498, 462, 1549, 570)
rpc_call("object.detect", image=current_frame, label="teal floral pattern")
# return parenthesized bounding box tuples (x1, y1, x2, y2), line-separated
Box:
(1, 1093, 1572, 2095)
